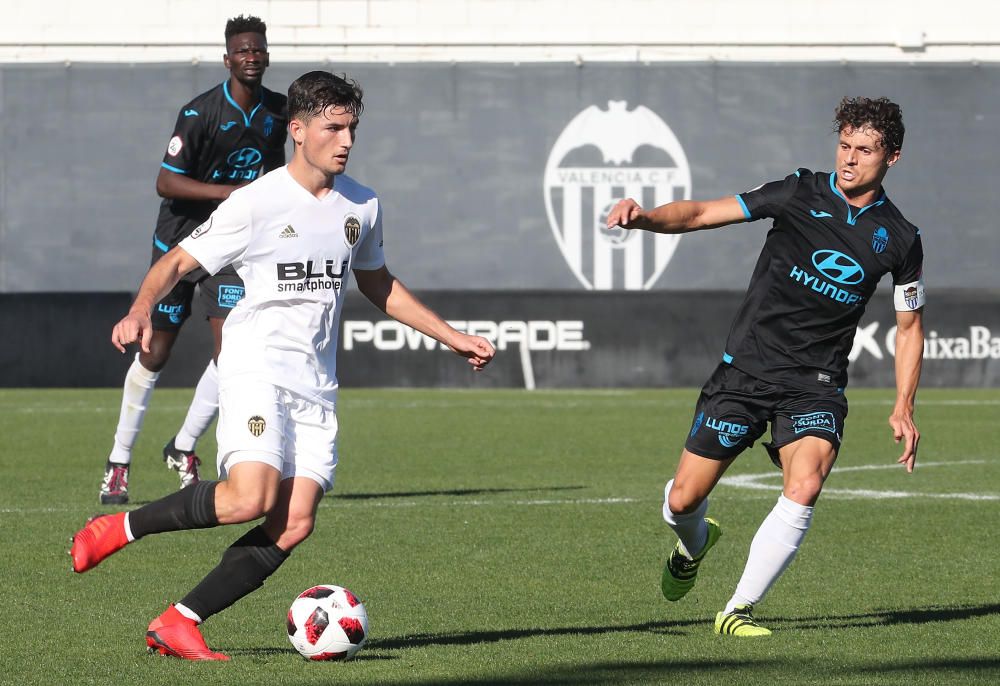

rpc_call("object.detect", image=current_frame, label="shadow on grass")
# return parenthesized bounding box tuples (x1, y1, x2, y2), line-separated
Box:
(218, 605, 1000, 681)
(110, 486, 588, 508)
(391, 656, 1000, 685)
(222, 646, 398, 661)
(370, 617, 696, 651)
(771, 602, 1000, 630)
(334, 486, 586, 501)
(220, 646, 299, 657)
(368, 602, 1000, 653)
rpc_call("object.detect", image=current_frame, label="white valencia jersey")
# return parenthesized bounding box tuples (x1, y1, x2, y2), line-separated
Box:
(180, 166, 385, 405)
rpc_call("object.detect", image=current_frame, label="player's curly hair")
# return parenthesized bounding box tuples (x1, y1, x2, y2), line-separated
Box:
(834, 97, 905, 153)
(288, 71, 365, 121)
(225, 14, 268, 43)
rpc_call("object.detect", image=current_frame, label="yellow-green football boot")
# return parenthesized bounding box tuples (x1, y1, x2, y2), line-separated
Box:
(714, 604, 772, 637)
(661, 517, 722, 601)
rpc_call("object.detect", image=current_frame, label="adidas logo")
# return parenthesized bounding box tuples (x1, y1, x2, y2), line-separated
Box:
(279, 225, 298, 238)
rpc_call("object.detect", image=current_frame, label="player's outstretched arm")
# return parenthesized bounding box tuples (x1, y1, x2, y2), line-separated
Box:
(353, 266, 496, 371)
(112, 246, 202, 354)
(889, 308, 924, 472)
(156, 167, 246, 202)
(605, 196, 748, 234)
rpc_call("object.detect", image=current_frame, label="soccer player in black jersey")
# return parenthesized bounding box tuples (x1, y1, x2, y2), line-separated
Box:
(606, 97, 925, 637)
(99, 15, 287, 505)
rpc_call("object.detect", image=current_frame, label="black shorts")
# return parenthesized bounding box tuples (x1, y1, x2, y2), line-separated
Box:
(149, 244, 244, 331)
(684, 363, 848, 467)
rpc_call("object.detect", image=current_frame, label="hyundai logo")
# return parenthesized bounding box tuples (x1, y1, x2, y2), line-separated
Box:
(227, 147, 262, 169)
(811, 250, 864, 285)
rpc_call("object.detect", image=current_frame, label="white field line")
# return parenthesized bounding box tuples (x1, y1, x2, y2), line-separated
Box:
(845, 399, 1000, 406)
(0, 497, 640, 515)
(318, 496, 638, 510)
(719, 459, 1000, 501)
(2, 404, 195, 414)
(4, 397, 999, 414)
(5, 458, 998, 514)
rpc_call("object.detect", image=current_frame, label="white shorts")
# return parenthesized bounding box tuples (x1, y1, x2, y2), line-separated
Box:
(216, 380, 339, 492)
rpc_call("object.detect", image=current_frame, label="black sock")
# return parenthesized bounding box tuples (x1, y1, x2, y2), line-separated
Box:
(128, 480, 219, 539)
(179, 525, 290, 621)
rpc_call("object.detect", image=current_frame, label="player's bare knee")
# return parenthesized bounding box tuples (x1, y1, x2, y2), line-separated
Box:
(138, 349, 170, 372)
(228, 492, 277, 522)
(667, 487, 704, 515)
(227, 503, 262, 523)
(785, 474, 824, 505)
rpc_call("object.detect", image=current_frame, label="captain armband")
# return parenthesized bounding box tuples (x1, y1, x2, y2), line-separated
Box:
(893, 277, 926, 311)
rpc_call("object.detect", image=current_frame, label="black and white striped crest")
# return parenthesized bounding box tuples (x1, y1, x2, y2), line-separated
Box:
(344, 214, 362, 248)
(544, 101, 691, 290)
(248, 415, 266, 437)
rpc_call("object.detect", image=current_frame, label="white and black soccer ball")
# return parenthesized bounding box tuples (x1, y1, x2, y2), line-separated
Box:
(287, 584, 368, 661)
(597, 199, 638, 247)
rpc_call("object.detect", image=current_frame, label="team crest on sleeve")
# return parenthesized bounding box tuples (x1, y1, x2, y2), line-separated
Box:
(343, 214, 362, 247)
(167, 136, 183, 157)
(893, 278, 925, 311)
(543, 101, 691, 290)
(248, 415, 266, 437)
(872, 226, 889, 254)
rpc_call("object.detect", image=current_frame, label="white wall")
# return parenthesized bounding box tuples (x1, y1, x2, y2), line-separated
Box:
(4, 0, 1000, 63)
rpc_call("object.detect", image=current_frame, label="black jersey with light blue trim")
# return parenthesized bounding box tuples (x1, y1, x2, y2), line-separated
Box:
(154, 81, 287, 248)
(725, 168, 923, 389)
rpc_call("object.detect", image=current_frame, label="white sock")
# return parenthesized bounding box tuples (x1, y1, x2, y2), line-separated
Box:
(123, 512, 136, 542)
(173, 603, 203, 624)
(725, 494, 813, 613)
(108, 355, 160, 465)
(662, 479, 709, 557)
(173, 360, 219, 452)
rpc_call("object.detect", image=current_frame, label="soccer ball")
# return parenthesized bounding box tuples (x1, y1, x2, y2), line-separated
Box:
(597, 200, 639, 247)
(287, 584, 368, 661)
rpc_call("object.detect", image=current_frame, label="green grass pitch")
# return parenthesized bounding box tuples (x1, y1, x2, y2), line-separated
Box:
(0, 387, 997, 685)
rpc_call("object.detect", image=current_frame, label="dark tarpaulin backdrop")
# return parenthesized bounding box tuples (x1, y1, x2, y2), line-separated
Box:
(0, 62, 994, 293)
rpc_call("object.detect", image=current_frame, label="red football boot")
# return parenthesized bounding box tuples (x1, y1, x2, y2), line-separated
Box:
(146, 605, 230, 661)
(70, 512, 129, 573)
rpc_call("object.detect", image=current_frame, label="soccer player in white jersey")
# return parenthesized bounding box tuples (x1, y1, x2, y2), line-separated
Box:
(69, 71, 496, 661)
